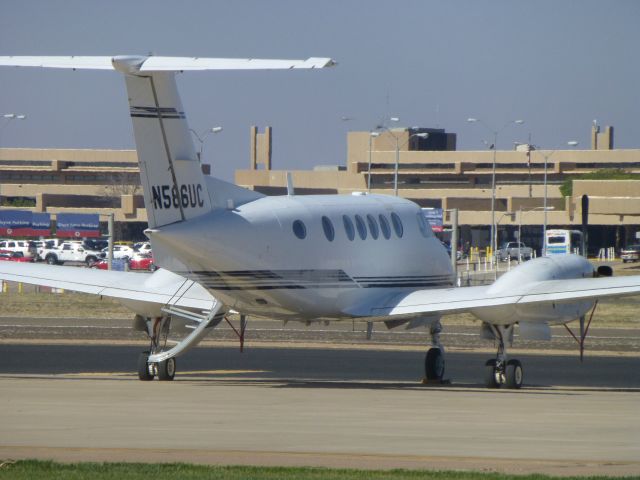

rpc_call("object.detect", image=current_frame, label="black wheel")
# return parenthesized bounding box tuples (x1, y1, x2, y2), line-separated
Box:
(157, 357, 176, 381)
(425, 347, 445, 381)
(85, 256, 97, 267)
(484, 359, 499, 389)
(505, 359, 523, 389)
(137, 351, 154, 381)
(46, 255, 57, 265)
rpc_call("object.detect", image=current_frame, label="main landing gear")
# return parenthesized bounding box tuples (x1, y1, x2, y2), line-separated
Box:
(484, 324, 523, 389)
(136, 300, 225, 381)
(423, 320, 446, 383)
(137, 351, 176, 381)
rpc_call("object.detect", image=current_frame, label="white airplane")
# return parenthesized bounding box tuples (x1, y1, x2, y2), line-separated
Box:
(1, 55, 639, 388)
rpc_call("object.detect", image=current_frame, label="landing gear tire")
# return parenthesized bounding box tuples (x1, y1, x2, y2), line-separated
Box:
(505, 359, 523, 389)
(137, 351, 154, 381)
(484, 359, 499, 389)
(157, 357, 176, 381)
(425, 347, 445, 381)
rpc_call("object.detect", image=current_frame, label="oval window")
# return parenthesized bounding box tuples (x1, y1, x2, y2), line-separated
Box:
(379, 214, 391, 239)
(292, 220, 307, 239)
(343, 215, 355, 241)
(366, 214, 379, 240)
(391, 212, 403, 238)
(355, 214, 367, 240)
(417, 212, 430, 237)
(322, 216, 335, 242)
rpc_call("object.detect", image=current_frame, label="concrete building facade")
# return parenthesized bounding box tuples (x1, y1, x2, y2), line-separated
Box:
(1, 124, 638, 251)
(236, 126, 640, 253)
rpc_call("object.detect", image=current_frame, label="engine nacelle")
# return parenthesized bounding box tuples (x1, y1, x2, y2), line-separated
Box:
(471, 255, 595, 326)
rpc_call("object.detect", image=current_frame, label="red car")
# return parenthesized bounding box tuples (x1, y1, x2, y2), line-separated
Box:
(92, 259, 108, 270)
(0, 250, 33, 262)
(128, 253, 156, 271)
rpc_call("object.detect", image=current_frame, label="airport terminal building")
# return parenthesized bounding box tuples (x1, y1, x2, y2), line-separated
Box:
(1, 124, 639, 251)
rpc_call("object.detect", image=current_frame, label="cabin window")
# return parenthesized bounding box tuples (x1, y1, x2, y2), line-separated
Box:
(355, 214, 367, 240)
(379, 214, 391, 239)
(416, 212, 430, 238)
(343, 215, 355, 241)
(391, 212, 403, 238)
(292, 220, 307, 239)
(322, 216, 335, 242)
(366, 214, 379, 239)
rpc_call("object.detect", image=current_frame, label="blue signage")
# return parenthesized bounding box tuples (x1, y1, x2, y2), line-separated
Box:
(56, 213, 100, 238)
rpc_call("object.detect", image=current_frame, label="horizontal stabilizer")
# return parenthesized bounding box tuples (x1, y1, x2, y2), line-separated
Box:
(0, 56, 336, 73)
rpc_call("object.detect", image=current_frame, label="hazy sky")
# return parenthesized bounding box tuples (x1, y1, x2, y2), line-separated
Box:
(1, 0, 639, 181)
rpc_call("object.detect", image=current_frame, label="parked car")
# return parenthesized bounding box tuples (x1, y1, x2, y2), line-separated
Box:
(41, 241, 101, 266)
(92, 258, 128, 271)
(0, 240, 35, 260)
(100, 244, 134, 261)
(83, 238, 109, 252)
(497, 242, 533, 261)
(620, 244, 640, 263)
(128, 252, 156, 271)
(0, 249, 33, 262)
(134, 242, 152, 254)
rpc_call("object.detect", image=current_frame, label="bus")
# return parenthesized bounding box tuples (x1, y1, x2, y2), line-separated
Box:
(545, 229, 583, 256)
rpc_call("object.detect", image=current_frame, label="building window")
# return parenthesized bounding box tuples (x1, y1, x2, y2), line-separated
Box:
(391, 212, 403, 238)
(321, 216, 335, 242)
(292, 220, 307, 239)
(379, 214, 391, 239)
(343, 215, 355, 241)
(366, 214, 379, 240)
(355, 214, 367, 240)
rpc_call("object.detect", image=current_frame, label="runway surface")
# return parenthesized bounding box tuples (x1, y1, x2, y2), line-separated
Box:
(1, 342, 639, 476)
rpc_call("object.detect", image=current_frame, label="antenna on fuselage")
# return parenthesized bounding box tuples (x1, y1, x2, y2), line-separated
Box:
(286, 172, 295, 196)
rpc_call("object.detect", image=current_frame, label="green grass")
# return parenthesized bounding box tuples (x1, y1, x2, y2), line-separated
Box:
(0, 460, 628, 480)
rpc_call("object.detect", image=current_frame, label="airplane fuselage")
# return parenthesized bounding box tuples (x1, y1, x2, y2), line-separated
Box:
(148, 193, 454, 320)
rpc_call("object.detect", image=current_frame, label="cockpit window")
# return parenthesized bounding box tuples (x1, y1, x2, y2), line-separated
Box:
(355, 214, 367, 240)
(292, 220, 307, 239)
(391, 212, 403, 238)
(379, 214, 391, 239)
(343, 215, 355, 241)
(367, 214, 379, 240)
(321, 216, 335, 242)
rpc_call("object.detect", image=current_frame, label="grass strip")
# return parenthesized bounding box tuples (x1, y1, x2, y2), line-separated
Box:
(0, 460, 630, 480)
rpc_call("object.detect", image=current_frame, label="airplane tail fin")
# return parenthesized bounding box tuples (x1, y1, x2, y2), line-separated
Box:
(121, 67, 208, 228)
(0, 55, 335, 228)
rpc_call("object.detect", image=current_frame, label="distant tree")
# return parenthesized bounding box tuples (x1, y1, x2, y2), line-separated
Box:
(560, 168, 640, 197)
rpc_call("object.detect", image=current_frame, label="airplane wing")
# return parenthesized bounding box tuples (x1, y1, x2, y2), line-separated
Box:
(0, 262, 215, 316)
(346, 275, 640, 319)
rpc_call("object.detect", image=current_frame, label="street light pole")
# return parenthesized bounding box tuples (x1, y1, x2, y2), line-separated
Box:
(519, 206, 554, 261)
(368, 132, 379, 192)
(538, 141, 578, 256)
(190, 126, 223, 163)
(1, 113, 27, 138)
(467, 118, 524, 262)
